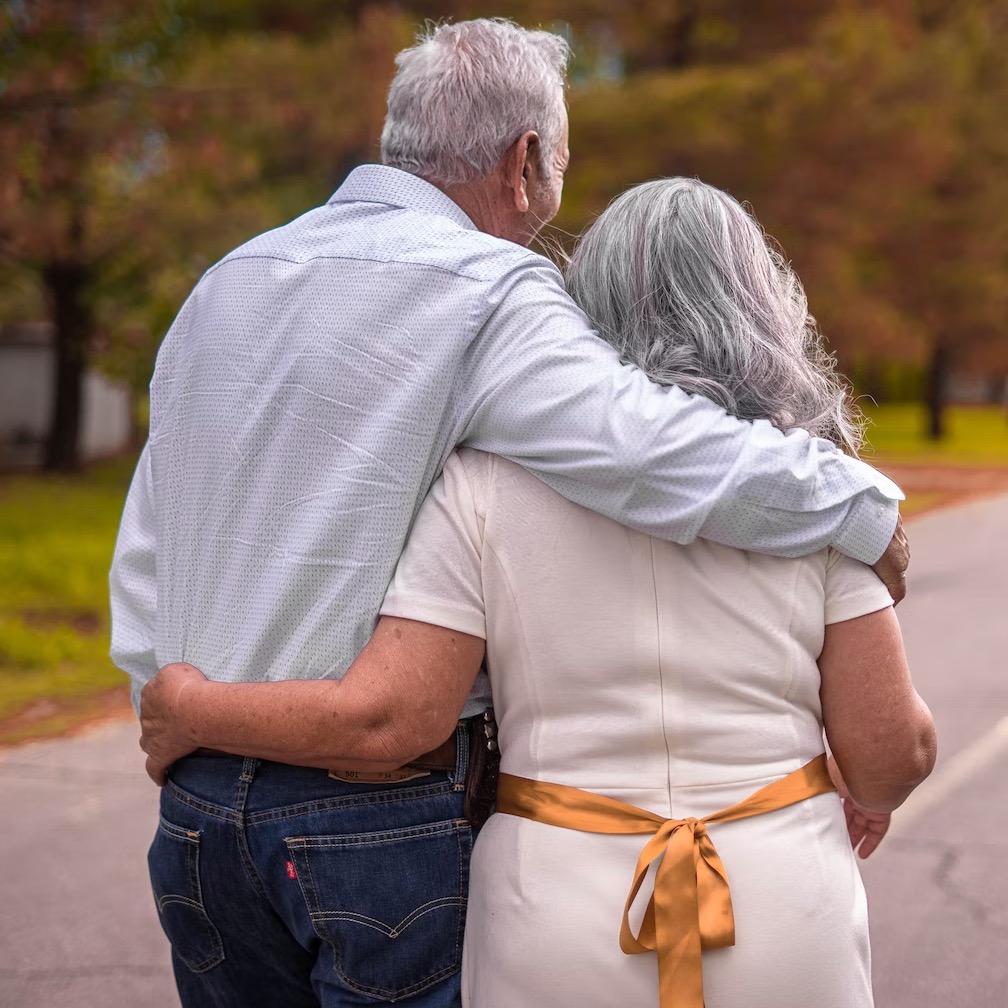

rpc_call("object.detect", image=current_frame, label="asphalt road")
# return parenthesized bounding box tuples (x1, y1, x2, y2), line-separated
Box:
(1, 493, 1005, 1008)
(856, 491, 1008, 1008)
(0, 718, 173, 1006)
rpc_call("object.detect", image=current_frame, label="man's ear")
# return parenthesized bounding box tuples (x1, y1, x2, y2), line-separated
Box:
(504, 130, 539, 213)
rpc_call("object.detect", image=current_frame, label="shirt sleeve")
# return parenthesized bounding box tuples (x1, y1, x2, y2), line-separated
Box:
(458, 260, 902, 564)
(823, 548, 895, 625)
(379, 450, 488, 639)
(108, 443, 158, 713)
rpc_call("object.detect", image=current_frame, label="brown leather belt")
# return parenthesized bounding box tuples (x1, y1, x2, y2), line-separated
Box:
(328, 717, 476, 783)
(403, 731, 460, 772)
(329, 712, 500, 807)
(193, 728, 460, 772)
(196, 721, 463, 774)
(193, 709, 501, 826)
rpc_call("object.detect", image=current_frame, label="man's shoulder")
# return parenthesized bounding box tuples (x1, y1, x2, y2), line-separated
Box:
(205, 204, 337, 271)
(205, 200, 561, 290)
(400, 222, 560, 286)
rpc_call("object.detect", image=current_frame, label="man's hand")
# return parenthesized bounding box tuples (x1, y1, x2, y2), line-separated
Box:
(871, 513, 909, 605)
(140, 662, 208, 786)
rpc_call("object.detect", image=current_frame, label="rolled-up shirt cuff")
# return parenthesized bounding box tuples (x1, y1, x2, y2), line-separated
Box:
(831, 467, 903, 563)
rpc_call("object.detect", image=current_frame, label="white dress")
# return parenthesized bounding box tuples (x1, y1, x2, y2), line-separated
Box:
(381, 449, 893, 1008)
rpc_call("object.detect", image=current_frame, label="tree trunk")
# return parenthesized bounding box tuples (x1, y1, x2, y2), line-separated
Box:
(665, 5, 700, 69)
(42, 259, 92, 471)
(924, 341, 949, 441)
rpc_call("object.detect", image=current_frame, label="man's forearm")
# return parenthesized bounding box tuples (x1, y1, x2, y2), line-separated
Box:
(724, 432, 902, 562)
(464, 265, 903, 564)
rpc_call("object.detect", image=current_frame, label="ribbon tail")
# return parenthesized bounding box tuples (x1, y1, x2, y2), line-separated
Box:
(694, 830, 735, 950)
(621, 824, 675, 954)
(653, 824, 707, 1008)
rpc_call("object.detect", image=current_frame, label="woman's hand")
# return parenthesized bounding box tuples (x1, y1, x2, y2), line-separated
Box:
(827, 754, 892, 859)
(841, 799, 892, 859)
(140, 662, 208, 786)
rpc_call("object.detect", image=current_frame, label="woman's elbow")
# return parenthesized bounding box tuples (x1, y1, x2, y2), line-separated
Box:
(347, 702, 461, 769)
(898, 705, 938, 789)
(847, 712, 938, 813)
(914, 716, 938, 780)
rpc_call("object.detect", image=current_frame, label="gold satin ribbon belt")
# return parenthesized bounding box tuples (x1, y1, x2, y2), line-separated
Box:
(496, 754, 835, 1008)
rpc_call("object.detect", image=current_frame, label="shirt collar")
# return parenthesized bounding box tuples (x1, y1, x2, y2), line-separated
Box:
(328, 164, 478, 232)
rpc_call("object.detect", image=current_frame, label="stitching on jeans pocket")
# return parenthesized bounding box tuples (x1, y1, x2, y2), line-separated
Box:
(148, 816, 225, 973)
(285, 818, 471, 999)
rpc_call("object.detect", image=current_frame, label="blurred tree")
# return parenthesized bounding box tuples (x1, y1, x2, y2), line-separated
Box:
(0, 0, 190, 470)
(5, 0, 1005, 458)
(556, 1, 1008, 439)
(870, 2, 1008, 437)
(0, 0, 406, 468)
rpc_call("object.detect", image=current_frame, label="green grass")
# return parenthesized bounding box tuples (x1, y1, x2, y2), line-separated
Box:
(861, 404, 1008, 466)
(0, 453, 140, 738)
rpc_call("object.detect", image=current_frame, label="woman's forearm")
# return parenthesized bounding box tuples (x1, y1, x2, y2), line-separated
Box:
(820, 607, 937, 814)
(141, 669, 412, 773)
(142, 617, 486, 773)
(831, 692, 937, 813)
(178, 677, 410, 769)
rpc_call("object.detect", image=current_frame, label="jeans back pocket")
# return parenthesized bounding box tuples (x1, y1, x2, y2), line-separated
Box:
(286, 817, 471, 1001)
(148, 816, 225, 973)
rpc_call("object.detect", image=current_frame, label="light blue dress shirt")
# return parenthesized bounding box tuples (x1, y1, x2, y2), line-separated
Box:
(110, 165, 901, 708)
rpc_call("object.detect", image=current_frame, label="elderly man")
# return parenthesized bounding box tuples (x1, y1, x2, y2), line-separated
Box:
(111, 18, 906, 1008)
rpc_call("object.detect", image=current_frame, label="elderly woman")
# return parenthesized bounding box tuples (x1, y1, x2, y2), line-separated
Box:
(143, 179, 935, 1008)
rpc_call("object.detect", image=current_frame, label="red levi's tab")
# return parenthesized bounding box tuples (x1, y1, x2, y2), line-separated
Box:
(286, 860, 297, 880)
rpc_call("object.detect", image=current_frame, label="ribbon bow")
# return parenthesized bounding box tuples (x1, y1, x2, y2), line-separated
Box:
(496, 754, 835, 1008)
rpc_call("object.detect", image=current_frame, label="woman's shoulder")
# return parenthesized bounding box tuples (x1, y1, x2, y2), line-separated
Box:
(450, 446, 494, 478)
(440, 448, 510, 525)
(449, 450, 558, 502)
(451, 450, 627, 544)
(444, 448, 495, 502)
(823, 546, 894, 624)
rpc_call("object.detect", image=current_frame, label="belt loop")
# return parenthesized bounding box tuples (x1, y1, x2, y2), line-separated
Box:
(234, 756, 259, 812)
(450, 720, 469, 792)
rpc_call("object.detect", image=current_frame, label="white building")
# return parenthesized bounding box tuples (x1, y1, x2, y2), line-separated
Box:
(0, 322, 132, 468)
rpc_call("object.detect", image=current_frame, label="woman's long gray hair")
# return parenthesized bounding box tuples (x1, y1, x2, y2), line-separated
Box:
(566, 178, 863, 454)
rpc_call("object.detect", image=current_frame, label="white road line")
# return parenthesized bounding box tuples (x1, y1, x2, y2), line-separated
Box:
(888, 715, 1008, 837)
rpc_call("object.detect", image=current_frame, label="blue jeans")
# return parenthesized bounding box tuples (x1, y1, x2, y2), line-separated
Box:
(149, 736, 472, 1007)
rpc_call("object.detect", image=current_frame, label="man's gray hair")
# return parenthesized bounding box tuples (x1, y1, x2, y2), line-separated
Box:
(381, 19, 570, 188)
(567, 178, 864, 454)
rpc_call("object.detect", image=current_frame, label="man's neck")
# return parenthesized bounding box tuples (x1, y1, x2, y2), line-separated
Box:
(432, 176, 531, 247)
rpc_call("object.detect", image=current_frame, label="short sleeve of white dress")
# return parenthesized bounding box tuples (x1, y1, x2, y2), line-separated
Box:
(823, 547, 894, 625)
(379, 448, 489, 639)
